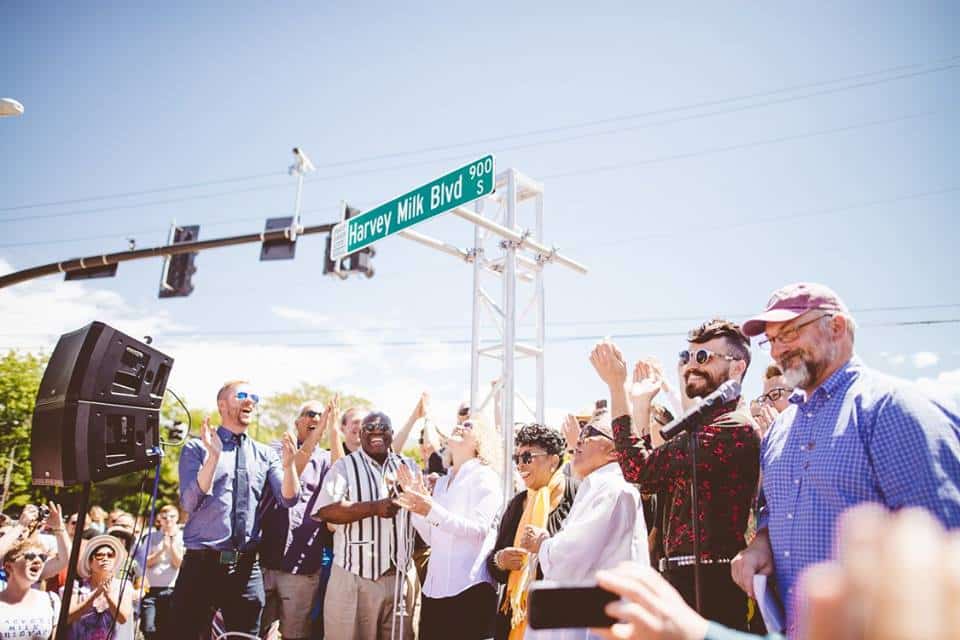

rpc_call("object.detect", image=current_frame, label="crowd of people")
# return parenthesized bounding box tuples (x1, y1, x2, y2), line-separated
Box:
(0, 280, 958, 640)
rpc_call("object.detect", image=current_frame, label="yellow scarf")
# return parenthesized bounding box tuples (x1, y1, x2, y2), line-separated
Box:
(503, 468, 566, 640)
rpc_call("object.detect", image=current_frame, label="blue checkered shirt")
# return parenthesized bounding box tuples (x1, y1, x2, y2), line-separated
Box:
(759, 357, 960, 632)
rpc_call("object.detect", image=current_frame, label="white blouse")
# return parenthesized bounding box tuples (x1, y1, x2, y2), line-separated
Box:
(412, 458, 503, 598)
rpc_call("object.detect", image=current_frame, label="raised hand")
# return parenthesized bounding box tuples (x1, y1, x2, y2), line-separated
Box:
(414, 392, 430, 420)
(630, 359, 663, 404)
(562, 414, 581, 451)
(590, 341, 629, 389)
(199, 417, 222, 459)
(396, 463, 428, 495)
(45, 502, 64, 532)
(280, 431, 297, 469)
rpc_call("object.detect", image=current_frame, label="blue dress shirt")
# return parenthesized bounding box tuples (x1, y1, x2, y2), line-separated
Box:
(759, 357, 960, 631)
(179, 426, 297, 551)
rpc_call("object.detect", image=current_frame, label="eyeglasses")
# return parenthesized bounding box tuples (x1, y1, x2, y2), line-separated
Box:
(19, 552, 49, 563)
(93, 551, 116, 560)
(579, 425, 613, 442)
(512, 451, 549, 465)
(235, 391, 260, 405)
(302, 410, 322, 418)
(361, 422, 392, 433)
(756, 387, 791, 405)
(457, 407, 470, 417)
(757, 314, 833, 351)
(679, 348, 739, 367)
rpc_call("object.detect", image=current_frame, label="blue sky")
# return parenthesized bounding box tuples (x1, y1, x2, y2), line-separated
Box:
(2, 2, 958, 436)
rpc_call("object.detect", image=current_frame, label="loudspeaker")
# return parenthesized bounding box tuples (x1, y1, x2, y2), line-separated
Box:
(31, 322, 174, 487)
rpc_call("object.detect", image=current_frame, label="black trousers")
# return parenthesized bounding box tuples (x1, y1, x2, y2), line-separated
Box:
(663, 563, 749, 632)
(170, 552, 265, 640)
(419, 582, 497, 640)
(140, 586, 175, 640)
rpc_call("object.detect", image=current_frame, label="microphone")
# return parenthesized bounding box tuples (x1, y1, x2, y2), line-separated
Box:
(660, 380, 741, 440)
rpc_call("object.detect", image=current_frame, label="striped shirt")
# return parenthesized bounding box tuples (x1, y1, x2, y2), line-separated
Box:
(316, 448, 417, 580)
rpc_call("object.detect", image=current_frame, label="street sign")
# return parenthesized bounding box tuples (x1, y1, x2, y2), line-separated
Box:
(330, 155, 495, 260)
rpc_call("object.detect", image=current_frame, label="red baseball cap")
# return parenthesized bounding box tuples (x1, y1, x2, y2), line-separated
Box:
(742, 282, 849, 337)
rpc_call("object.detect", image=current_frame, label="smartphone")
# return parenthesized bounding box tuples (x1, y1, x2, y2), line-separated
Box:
(527, 580, 619, 630)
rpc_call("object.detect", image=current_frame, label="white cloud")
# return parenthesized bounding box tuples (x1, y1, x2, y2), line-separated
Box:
(270, 305, 329, 327)
(915, 368, 960, 413)
(887, 354, 906, 365)
(0, 259, 183, 349)
(911, 351, 939, 369)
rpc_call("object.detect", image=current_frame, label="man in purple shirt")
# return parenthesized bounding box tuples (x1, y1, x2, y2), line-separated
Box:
(173, 380, 301, 639)
(258, 399, 338, 640)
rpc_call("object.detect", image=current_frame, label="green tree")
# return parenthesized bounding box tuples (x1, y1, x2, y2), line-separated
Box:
(256, 382, 370, 446)
(0, 350, 47, 512)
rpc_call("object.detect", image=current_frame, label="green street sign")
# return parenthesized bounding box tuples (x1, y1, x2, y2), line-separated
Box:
(330, 155, 495, 260)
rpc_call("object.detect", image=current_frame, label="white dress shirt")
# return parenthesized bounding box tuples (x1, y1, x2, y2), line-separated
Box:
(530, 462, 649, 640)
(412, 457, 503, 598)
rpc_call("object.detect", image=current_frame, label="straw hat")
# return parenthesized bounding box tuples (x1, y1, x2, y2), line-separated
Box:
(78, 534, 126, 580)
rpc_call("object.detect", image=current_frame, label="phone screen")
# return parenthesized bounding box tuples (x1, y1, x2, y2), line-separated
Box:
(527, 580, 618, 630)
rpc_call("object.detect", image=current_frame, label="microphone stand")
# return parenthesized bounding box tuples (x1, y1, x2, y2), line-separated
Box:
(688, 425, 703, 614)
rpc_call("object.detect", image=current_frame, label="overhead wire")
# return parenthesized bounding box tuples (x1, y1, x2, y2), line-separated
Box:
(1, 55, 957, 222)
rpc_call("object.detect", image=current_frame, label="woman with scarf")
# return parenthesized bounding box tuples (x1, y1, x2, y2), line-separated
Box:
(485, 423, 579, 640)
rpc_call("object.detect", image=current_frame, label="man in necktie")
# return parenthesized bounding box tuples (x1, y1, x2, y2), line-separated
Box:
(172, 380, 301, 639)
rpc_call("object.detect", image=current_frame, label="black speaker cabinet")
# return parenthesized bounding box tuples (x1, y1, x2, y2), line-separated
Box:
(31, 322, 174, 487)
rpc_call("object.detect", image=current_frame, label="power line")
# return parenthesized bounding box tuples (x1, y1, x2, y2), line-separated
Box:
(0, 305, 956, 339)
(1, 55, 956, 218)
(1, 317, 956, 353)
(0, 105, 948, 229)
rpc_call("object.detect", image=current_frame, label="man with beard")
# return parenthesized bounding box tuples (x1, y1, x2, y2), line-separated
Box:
(314, 411, 421, 640)
(173, 380, 301, 639)
(590, 320, 760, 632)
(732, 282, 960, 635)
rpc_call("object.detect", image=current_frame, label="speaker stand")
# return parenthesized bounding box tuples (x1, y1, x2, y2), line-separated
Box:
(55, 481, 90, 640)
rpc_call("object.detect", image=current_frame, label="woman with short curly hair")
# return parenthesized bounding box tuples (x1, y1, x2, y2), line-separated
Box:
(484, 423, 580, 640)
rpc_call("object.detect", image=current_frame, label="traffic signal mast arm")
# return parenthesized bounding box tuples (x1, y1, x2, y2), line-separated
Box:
(0, 222, 335, 289)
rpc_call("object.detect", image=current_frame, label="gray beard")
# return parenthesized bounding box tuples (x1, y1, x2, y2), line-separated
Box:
(783, 361, 811, 389)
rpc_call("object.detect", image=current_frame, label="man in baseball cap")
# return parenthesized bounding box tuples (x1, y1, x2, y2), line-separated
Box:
(730, 282, 960, 635)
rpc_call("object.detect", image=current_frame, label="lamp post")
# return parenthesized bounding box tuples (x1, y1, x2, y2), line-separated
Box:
(0, 98, 24, 117)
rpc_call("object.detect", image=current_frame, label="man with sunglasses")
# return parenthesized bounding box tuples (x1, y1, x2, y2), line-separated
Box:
(173, 380, 302, 640)
(732, 282, 960, 635)
(590, 319, 760, 632)
(259, 399, 338, 640)
(314, 411, 421, 640)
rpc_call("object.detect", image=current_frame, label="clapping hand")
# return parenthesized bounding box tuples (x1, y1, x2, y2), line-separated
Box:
(590, 341, 629, 390)
(562, 414, 581, 451)
(280, 431, 297, 469)
(199, 418, 222, 459)
(630, 358, 663, 405)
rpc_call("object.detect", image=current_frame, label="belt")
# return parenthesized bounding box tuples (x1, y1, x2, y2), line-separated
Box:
(658, 555, 734, 572)
(185, 548, 258, 565)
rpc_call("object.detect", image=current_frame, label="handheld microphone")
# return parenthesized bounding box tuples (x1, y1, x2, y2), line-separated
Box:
(660, 380, 741, 440)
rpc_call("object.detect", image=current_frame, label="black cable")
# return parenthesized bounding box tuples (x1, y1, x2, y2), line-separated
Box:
(161, 387, 192, 447)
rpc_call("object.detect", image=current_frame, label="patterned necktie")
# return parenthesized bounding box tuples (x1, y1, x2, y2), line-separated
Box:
(232, 433, 249, 550)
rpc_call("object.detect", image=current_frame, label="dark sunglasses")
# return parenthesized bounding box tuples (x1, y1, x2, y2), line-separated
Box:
(678, 348, 739, 366)
(93, 551, 116, 560)
(362, 422, 392, 433)
(20, 551, 49, 563)
(303, 410, 322, 418)
(457, 406, 470, 417)
(512, 451, 549, 465)
(579, 425, 613, 441)
(236, 391, 260, 405)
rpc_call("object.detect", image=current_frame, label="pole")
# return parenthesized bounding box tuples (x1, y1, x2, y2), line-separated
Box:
(0, 446, 15, 512)
(0, 223, 335, 289)
(689, 428, 703, 614)
(501, 171, 518, 506)
(55, 481, 91, 640)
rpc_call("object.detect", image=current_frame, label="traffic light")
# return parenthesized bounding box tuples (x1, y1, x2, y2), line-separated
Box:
(159, 225, 199, 298)
(348, 246, 375, 278)
(260, 216, 297, 261)
(65, 263, 118, 281)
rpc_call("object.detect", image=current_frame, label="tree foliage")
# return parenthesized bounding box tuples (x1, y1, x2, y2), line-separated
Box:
(1, 363, 372, 521)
